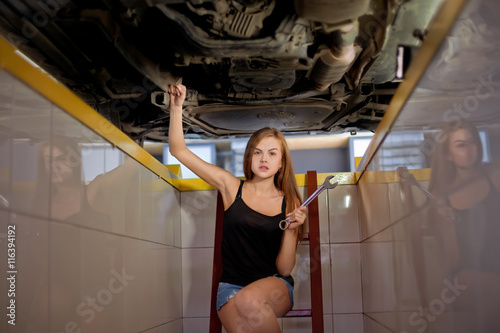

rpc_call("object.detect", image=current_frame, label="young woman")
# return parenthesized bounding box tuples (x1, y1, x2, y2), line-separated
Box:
(428, 120, 500, 330)
(168, 83, 306, 333)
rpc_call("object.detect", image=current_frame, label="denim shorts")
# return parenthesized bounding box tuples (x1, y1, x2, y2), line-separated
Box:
(216, 275, 294, 311)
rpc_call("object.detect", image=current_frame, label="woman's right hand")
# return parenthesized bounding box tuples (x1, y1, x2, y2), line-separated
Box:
(168, 83, 186, 108)
(435, 199, 456, 222)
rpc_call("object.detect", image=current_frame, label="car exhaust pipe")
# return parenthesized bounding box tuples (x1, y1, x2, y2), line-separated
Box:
(309, 42, 358, 91)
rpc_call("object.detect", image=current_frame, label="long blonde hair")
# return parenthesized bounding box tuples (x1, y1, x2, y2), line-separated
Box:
(243, 127, 305, 240)
(428, 120, 483, 197)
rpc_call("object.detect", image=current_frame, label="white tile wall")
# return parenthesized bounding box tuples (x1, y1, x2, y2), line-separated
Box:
(148, 319, 183, 332)
(329, 185, 360, 243)
(331, 244, 362, 314)
(182, 248, 214, 318)
(180, 190, 217, 248)
(358, 181, 391, 240)
(333, 314, 364, 333)
(363, 315, 393, 333)
(0, 70, 183, 333)
(0, 213, 50, 332)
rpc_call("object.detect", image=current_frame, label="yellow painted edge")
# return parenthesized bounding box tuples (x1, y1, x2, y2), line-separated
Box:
(178, 172, 360, 191)
(360, 168, 431, 184)
(295, 174, 306, 187)
(0, 36, 180, 190)
(356, 0, 469, 179)
(354, 156, 363, 169)
(165, 164, 182, 178)
(411, 168, 431, 182)
(179, 178, 217, 191)
(10, 169, 427, 194)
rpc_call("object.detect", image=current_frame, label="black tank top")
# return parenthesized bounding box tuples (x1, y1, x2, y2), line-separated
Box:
(220, 180, 287, 286)
(451, 176, 500, 274)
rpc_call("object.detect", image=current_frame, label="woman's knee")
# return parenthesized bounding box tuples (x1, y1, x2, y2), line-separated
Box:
(233, 291, 275, 329)
(234, 288, 275, 315)
(233, 288, 260, 313)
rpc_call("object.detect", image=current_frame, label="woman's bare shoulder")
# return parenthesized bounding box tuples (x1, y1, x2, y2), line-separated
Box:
(219, 174, 243, 210)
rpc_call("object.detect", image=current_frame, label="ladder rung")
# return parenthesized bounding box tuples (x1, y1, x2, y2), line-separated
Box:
(284, 309, 312, 317)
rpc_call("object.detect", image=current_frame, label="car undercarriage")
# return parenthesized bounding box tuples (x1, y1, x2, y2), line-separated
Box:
(0, 0, 442, 142)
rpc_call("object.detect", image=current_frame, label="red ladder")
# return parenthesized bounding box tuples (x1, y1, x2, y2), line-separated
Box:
(209, 170, 325, 333)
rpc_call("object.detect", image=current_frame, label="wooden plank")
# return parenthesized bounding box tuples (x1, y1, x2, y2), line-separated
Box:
(307, 170, 325, 333)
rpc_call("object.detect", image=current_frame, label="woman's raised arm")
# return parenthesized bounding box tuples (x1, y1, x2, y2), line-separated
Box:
(167, 84, 237, 193)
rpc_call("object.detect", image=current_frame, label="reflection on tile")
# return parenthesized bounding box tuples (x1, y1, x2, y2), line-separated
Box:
(181, 190, 217, 248)
(333, 314, 364, 333)
(11, 140, 49, 218)
(363, 314, 393, 333)
(0, 213, 49, 332)
(80, 229, 121, 333)
(49, 223, 83, 333)
(361, 241, 397, 314)
(0, 70, 14, 107)
(158, 181, 181, 247)
(323, 314, 333, 333)
(321, 244, 333, 314)
(282, 316, 310, 333)
(358, 0, 500, 329)
(329, 185, 360, 243)
(291, 244, 332, 314)
(183, 317, 209, 333)
(121, 237, 182, 332)
(0, 71, 12, 212)
(139, 167, 160, 242)
(182, 247, 214, 317)
(2, 65, 184, 333)
(317, 190, 329, 244)
(142, 173, 179, 246)
(7, 72, 51, 217)
(147, 319, 182, 333)
(11, 73, 52, 141)
(133, 243, 177, 330)
(291, 244, 310, 310)
(331, 244, 362, 313)
(387, 180, 430, 227)
(49, 223, 182, 333)
(358, 179, 390, 240)
(0, 137, 11, 212)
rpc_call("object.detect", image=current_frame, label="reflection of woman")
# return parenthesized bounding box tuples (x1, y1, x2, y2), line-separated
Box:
(33, 136, 109, 224)
(428, 120, 500, 329)
(30, 136, 137, 331)
(33, 135, 138, 226)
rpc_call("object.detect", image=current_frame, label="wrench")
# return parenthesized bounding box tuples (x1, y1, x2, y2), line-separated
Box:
(397, 167, 436, 200)
(279, 175, 339, 230)
(397, 167, 459, 221)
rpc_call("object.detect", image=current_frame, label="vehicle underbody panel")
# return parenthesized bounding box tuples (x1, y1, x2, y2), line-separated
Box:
(0, 0, 443, 142)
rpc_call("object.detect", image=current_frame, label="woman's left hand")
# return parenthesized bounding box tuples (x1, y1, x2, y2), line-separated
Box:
(285, 206, 307, 230)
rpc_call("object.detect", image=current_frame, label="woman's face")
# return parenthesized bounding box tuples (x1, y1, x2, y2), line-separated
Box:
(251, 136, 283, 179)
(447, 128, 479, 170)
(43, 146, 74, 184)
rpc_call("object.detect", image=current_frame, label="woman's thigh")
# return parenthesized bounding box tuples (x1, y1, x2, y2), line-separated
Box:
(237, 277, 292, 316)
(218, 277, 291, 332)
